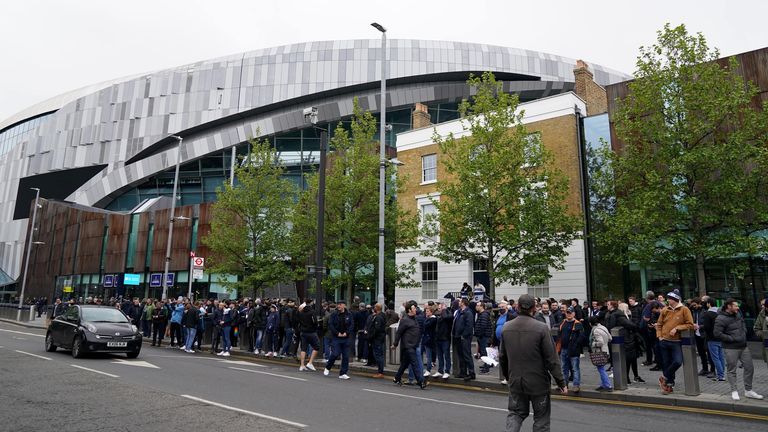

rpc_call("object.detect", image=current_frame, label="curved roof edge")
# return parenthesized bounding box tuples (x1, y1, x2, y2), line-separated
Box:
(0, 39, 631, 131)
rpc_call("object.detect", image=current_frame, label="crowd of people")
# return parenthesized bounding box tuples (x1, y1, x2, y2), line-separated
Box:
(36, 285, 767, 401)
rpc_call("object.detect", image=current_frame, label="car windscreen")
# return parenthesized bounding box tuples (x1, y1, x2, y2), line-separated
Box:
(81, 308, 130, 323)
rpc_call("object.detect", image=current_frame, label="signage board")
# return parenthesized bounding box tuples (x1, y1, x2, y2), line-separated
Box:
(103, 274, 114, 287)
(149, 273, 163, 287)
(192, 257, 205, 268)
(124, 273, 140, 286)
(165, 273, 175, 287)
(193, 268, 204, 280)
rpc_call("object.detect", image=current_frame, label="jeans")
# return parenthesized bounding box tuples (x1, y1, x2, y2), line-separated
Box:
(281, 328, 294, 355)
(423, 344, 434, 372)
(184, 327, 197, 350)
(477, 336, 489, 371)
(707, 340, 725, 379)
(326, 338, 351, 375)
(659, 340, 683, 386)
(323, 335, 333, 360)
(372, 339, 385, 373)
(596, 364, 612, 389)
(408, 345, 423, 381)
(456, 336, 474, 376)
(395, 346, 424, 385)
(436, 340, 451, 374)
(506, 392, 551, 432)
(254, 329, 264, 351)
(221, 325, 232, 352)
(725, 347, 755, 392)
(560, 350, 581, 386)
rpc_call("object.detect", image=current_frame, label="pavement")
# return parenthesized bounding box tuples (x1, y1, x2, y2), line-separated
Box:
(3, 317, 767, 422)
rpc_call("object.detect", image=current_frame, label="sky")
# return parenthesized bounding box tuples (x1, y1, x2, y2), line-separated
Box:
(1, 0, 766, 122)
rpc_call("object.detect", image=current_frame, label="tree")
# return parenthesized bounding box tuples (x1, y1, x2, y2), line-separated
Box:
(593, 24, 768, 295)
(202, 138, 298, 297)
(425, 72, 581, 299)
(292, 100, 419, 302)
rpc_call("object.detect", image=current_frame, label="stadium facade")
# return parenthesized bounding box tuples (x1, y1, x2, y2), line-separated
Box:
(0, 39, 630, 301)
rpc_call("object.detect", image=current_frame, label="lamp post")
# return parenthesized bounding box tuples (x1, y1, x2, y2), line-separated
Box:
(303, 107, 327, 317)
(371, 22, 387, 308)
(17, 187, 41, 321)
(161, 135, 183, 301)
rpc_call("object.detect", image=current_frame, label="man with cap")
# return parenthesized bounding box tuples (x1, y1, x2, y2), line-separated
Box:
(500, 294, 566, 432)
(654, 289, 694, 394)
(324, 300, 355, 380)
(557, 306, 584, 393)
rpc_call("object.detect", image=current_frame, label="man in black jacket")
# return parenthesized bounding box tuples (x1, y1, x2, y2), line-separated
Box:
(453, 298, 475, 381)
(714, 298, 764, 401)
(700, 296, 725, 381)
(474, 302, 493, 374)
(435, 302, 453, 379)
(500, 294, 566, 432)
(368, 303, 387, 377)
(297, 302, 320, 372)
(391, 301, 427, 389)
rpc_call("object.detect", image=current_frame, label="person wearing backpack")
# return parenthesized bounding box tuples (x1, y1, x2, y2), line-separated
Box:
(557, 307, 584, 393)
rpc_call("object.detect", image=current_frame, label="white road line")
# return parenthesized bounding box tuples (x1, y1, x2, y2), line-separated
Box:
(362, 388, 507, 412)
(228, 366, 307, 382)
(70, 364, 120, 378)
(0, 328, 45, 338)
(15, 350, 51, 361)
(180, 395, 307, 428)
(220, 359, 267, 367)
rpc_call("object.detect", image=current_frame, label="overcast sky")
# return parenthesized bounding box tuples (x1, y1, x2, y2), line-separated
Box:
(1, 0, 766, 122)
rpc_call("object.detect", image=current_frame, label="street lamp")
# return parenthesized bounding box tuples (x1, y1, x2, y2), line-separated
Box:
(371, 22, 387, 308)
(161, 135, 183, 300)
(17, 187, 41, 321)
(304, 106, 327, 317)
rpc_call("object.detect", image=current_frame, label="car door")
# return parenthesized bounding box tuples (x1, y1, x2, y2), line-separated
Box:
(60, 306, 80, 348)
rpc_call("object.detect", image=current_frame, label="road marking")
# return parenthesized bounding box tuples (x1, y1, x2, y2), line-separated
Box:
(0, 328, 45, 338)
(70, 364, 120, 378)
(111, 359, 160, 369)
(228, 366, 307, 382)
(362, 388, 507, 412)
(220, 360, 267, 367)
(180, 395, 307, 428)
(12, 336, 27, 340)
(15, 350, 51, 361)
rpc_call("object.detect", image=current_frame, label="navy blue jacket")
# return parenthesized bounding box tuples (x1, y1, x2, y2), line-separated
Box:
(473, 310, 493, 338)
(422, 315, 437, 347)
(453, 307, 474, 338)
(328, 310, 355, 339)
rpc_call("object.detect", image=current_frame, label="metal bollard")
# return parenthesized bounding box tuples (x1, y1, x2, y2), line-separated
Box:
(610, 327, 628, 390)
(764, 334, 768, 366)
(387, 324, 400, 365)
(680, 329, 701, 396)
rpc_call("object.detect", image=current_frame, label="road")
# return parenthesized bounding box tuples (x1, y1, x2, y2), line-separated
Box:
(0, 321, 764, 432)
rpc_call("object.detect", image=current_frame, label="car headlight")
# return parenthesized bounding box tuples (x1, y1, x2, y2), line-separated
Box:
(85, 323, 97, 333)
(131, 325, 139, 334)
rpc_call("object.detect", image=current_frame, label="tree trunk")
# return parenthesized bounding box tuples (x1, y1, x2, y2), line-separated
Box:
(695, 254, 707, 296)
(487, 241, 495, 301)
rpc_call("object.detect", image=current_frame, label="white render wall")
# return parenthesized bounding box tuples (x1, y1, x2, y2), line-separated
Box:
(395, 236, 587, 305)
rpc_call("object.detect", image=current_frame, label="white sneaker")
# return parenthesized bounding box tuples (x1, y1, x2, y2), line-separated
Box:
(185, 349, 194, 353)
(306, 363, 316, 371)
(442, 373, 450, 379)
(423, 370, 431, 377)
(501, 379, 508, 385)
(732, 391, 740, 401)
(323, 368, 330, 376)
(339, 374, 350, 380)
(745, 390, 765, 400)
(222, 352, 230, 357)
(216, 351, 224, 356)
(609, 373, 614, 378)
(299, 366, 306, 371)
(432, 371, 441, 378)
(179, 346, 186, 350)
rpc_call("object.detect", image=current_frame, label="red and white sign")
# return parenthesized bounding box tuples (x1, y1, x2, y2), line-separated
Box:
(192, 257, 205, 268)
(190, 251, 196, 258)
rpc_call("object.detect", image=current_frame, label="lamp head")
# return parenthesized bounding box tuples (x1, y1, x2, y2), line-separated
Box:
(371, 22, 386, 33)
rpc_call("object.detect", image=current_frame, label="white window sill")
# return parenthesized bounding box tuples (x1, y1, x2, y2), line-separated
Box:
(420, 179, 437, 186)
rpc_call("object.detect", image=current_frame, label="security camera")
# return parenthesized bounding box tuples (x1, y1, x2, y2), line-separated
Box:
(303, 107, 318, 125)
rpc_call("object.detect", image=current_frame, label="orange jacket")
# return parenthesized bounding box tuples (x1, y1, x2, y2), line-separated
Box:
(656, 304, 694, 341)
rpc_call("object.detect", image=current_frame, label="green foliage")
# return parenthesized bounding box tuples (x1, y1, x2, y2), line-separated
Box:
(426, 72, 581, 298)
(592, 24, 768, 293)
(202, 137, 298, 297)
(292, 99, 420, 301)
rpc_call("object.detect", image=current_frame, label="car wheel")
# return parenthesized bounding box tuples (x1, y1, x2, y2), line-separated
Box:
(45, 333, 57, 352)
(71, 336, 84, 359)
(126, 350, 140, 359)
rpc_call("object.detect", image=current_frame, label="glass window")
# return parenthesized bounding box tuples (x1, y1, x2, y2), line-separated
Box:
(422, 154, 437, 183)
(421, 261, 438, 299)
(527, 279, 550, 299)
(190, 218, 199, 251)
(125, 214, 140, 269)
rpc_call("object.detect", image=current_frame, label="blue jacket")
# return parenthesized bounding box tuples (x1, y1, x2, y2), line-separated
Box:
(170, 304, 184, 324)
(328, 310, 355, 339)
(422, 315, 437, 347)
(266, 310, 279, 332)
(453, 308, 474, 338)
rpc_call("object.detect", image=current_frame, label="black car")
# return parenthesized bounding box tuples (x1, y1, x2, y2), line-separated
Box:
(45, 305, 142, 358)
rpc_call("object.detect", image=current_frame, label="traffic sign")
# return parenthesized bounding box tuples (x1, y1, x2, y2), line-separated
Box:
(103, 274, 114, 287)
(193, 268, 204, 280)
(192, 257, 205, 268)
(165, 273, 175, 287)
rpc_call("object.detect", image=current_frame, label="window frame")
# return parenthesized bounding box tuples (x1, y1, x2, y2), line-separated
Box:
(421, 153, 437, 184)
